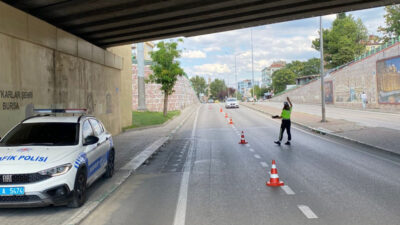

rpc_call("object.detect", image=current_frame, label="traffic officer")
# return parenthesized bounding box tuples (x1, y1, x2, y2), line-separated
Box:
(273, 97, 293, 145)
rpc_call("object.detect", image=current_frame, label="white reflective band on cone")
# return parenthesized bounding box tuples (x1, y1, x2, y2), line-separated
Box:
(270, 174, 279, 178)
(271, 164, 276, 169)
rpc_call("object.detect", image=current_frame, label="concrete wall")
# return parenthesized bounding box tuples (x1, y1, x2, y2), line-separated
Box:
(271, 42, 400, 112)
(132, 65, 199, 111)
(0, 2, 132, 136)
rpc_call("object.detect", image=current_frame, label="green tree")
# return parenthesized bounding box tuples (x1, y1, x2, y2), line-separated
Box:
(272, 68, 296, 94)
(302, 58, 320, 76)
(378, 5, 400, 41)
(148, 40, 184, 116)
(249, 85, 261, 98)
(286, 61, 304, 76)
(190, 75, 207, 98)
(209, 79, 227, 100)
(312, 13, 368, 68)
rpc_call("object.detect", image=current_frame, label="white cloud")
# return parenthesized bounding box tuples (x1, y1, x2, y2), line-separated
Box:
(193, 63, 231, 75)
(182, 50, 206, 58)
(204, 46, 221, 52)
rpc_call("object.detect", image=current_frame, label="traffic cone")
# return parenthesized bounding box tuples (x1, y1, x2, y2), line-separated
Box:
(266, 160, 284, 187)
(220, 108, 223, 113)
(229, 118, 234, 125)
(225, 112, 228, 118)
(238, 131, 248, 144)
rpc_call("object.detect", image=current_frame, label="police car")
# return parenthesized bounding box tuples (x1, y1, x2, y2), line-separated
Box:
(0, 109, 115, 208)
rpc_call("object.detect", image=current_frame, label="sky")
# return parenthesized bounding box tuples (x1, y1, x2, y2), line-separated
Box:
(165, 6, 387, 87)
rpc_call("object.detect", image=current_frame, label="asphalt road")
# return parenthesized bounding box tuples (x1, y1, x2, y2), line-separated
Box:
(81, 104, 400, 225)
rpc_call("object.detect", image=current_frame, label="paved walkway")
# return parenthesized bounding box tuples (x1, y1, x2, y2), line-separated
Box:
(242, 102, 400, 156)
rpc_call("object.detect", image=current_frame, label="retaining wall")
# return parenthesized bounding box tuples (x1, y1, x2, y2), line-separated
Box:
(132, 65, 199, 111)
(271, 42, 400, 111)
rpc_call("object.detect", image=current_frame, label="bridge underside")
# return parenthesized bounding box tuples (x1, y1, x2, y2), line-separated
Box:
(2, 0, 400, 47)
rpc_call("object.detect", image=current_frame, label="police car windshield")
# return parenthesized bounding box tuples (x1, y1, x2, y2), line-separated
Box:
(0, 123, 79, 146)
(227, 98, 237, 102)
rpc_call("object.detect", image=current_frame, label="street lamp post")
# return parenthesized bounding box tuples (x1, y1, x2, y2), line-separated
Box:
(251, 28, 255, 102)
(235, 55, 238, 100)
(320, 16, 326, 122)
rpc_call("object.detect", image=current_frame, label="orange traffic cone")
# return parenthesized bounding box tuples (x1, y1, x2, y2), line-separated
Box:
(266, 160, 284, 187)
(239, 131, 248, 144)
(229, 118, 234, 125)
(225, 113, 228, 118)
(220, 108, 223, 113)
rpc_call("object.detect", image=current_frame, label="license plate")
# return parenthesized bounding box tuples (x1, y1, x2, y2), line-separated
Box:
(0, 187, 25, 196)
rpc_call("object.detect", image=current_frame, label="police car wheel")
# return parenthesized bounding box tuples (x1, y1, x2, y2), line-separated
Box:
(68, 168, 87, 208)
(104, 149, 115, 178)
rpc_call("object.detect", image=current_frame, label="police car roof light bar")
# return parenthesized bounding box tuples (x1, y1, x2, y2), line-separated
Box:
(33, 109, 87, 115)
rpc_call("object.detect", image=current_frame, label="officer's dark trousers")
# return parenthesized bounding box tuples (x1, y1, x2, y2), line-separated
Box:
(279, 119, 291, 141)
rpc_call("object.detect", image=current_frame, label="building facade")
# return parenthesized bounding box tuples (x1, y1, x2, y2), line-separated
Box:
(261, 61, 286, 87)
(238, 79, 259, 97)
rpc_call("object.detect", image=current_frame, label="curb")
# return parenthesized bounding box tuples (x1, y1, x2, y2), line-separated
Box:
(62, 106, 197, 225)
(241, 103, 399, 157)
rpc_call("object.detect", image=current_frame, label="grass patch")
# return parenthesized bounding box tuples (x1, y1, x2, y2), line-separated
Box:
(123, 110, 181, 130)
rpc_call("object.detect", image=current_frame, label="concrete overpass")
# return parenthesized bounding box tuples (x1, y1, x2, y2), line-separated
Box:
(2, 0, 400, 47)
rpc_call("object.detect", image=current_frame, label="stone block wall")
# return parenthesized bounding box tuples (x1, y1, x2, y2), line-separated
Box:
(271, 42, 400, 112)
(132, 64, 199, 111)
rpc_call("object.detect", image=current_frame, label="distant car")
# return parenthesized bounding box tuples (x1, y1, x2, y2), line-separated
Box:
(0, 109, 115, 208)
(225, 98, 239, 108)
(208, 99, 214, 103)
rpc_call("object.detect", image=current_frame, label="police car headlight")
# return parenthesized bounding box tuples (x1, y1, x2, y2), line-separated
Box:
(38, 163, 72, 177)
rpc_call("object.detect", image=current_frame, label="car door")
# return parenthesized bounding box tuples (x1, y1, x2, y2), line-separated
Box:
(89, 119, 110, 177)
(82, 119, 102, 184)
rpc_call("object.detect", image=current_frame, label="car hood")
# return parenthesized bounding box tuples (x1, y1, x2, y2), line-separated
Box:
(0, 146, 80, 174)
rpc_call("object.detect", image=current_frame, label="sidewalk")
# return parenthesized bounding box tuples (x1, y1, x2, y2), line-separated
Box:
(242, 102, 400, 156)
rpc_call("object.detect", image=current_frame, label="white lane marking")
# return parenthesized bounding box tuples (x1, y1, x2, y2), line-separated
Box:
(254, 154, 261, 159)
(281, 185, 295, 195)
(173, 107, 199, 225)
(249, 148, 255, 152)
(246, 144, 251, 147)
(298, 205, 318, 219)
(260, 162, 269, 167)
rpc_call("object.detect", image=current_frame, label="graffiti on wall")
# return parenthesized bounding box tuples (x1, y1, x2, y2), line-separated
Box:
(0, 90, 33, 110)
(324, 81, 333, 104)
(376, 56, 400, 104)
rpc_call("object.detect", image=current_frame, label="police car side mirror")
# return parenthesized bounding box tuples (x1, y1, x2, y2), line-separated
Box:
(84, 136, 99, 146)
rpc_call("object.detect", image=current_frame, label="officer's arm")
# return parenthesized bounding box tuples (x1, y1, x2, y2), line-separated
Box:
(287, 97, 293, 108)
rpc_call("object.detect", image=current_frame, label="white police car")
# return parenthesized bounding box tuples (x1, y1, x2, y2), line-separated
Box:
(0, 109, 115, 208)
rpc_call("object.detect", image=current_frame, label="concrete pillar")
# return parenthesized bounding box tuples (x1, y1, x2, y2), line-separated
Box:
(137, 43, 147, 111)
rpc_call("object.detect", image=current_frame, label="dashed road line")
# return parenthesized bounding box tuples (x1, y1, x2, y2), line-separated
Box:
(254, 154, 261, 159)
(249, 148, 255, 152)
(260, 162, 269, 167)
(246, 144, 251, 147)
(281, 185, 295, 195)
(298, 205, 318, 219)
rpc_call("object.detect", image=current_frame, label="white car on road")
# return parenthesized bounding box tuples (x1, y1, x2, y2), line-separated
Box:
(0, 109, 115, 208)
(225, 98, 239, 108)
